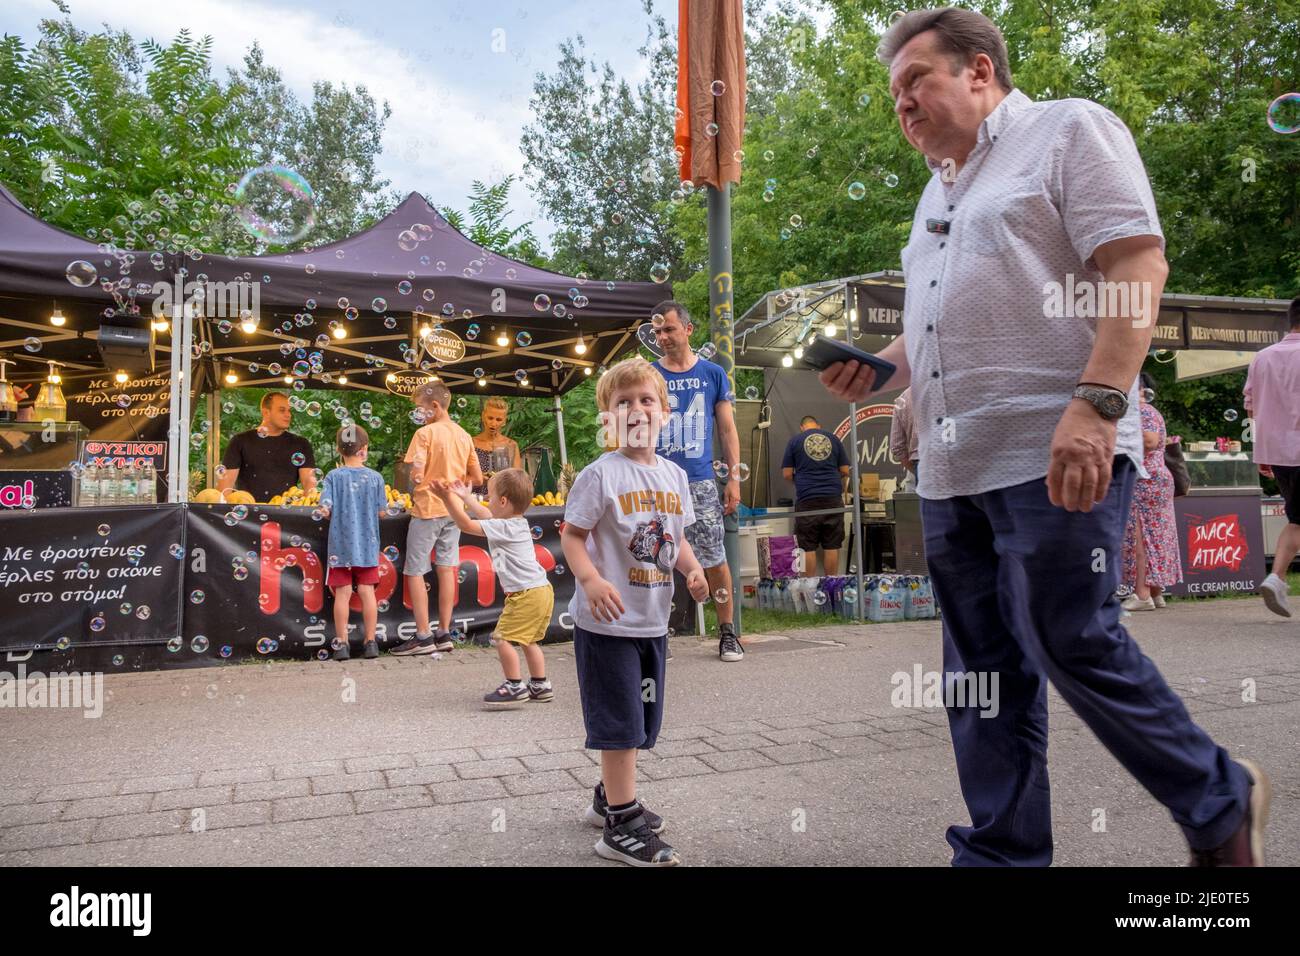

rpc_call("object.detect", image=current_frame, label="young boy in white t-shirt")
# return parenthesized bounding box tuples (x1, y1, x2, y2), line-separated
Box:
(431, 469, 555, 707)
(561, 357, 710, 867)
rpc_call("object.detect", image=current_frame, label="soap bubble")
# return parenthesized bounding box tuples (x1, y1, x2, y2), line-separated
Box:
(848, 181, 867, 200)
(56, 636, 71, 651)
(112, 655, 124, 667)
(191, 635, 209, 653)
(136, 605, 151, 620)
(650, 263, 670, 283)
(89, 614, 106, 632)
(843, 586, 858, 604)
(220, 646, 233, 658)
(65, 259, 97, 287)
(858, 92, 871, 107)
(713, 587, 730, 604)
(256, 637, 275, 655)
(813, 589, 828, 606)
(744, 386, 759, 400)
(734, 462, 751, 481)
(1266, 92, 1300, 134)
(709, 79, 726, 96)
(120, 602, 133, 615)
(383, 545, 400, 562)
(531, 525, 543, 540)
(291, 452, 306, 466)
(169, 543, 185, 559)
(713, 460, 730, 480)
(884, 173, 900, 188)
(533, 293, 551, 311)
(1223, 408, 1239, 422)
(232, 165, 316, 244)
(1153, 349, 1176, 364)
(24, 337, 41, 353)
(97, 523, 111, 536)
(517, 331, 533, 347)
(189, 589, 205, 604)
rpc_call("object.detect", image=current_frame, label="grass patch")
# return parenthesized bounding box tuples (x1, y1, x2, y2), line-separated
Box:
(700, 603, 869, 635)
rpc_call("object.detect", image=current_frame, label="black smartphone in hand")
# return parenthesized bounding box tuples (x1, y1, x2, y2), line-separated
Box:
(800, 335, 896, 391)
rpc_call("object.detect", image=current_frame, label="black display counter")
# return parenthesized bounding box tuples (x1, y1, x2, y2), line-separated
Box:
(0, 503, 695, 673)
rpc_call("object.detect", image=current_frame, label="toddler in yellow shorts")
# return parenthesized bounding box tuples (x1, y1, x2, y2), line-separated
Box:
(430, 469, 554, 706)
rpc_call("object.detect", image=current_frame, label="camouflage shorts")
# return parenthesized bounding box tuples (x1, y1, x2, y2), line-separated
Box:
(685, 479, 725, 568)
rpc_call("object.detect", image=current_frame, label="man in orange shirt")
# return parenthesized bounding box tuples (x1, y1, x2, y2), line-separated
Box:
(391, 382, 483, 655)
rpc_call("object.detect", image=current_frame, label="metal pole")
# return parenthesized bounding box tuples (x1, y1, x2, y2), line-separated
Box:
(848, 400, 865, 621)
(166, 307, 183, 502)
(177, 304, 194, 502)
(707, 182, 741, 635)
(553, 394, 568, 467)
(207, 386, 221, 487)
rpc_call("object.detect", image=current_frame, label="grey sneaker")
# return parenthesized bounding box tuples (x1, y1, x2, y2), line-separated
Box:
(595, 809, 679, 867)
(719, 624, 743, 662)
(483, 681, 529, 707)
(363, 640, 379, 659)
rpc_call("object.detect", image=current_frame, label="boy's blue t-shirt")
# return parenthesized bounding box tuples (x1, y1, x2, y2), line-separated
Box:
(781, 428, 850, 501)
(652, 356, 735, 483)
(320, 466, 386, 568)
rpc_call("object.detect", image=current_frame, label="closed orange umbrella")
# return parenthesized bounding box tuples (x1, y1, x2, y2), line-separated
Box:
(676, 0, 746, 190)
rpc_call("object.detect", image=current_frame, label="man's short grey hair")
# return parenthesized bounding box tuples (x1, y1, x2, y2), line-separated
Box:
(876, 7, 1014, 93)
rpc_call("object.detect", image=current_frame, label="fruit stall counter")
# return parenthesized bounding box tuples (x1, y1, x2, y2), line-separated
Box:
(0, 501, 573, 673)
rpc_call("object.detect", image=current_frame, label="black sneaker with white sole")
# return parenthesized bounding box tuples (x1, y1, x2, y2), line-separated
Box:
(432, 631, 455, 652)
(527, 679, 554, 702)
(719, 624, 743, 662)
(389, 634, 439, 656)
(596, 810, 679, 867)
(584, 782, 665, 834)
(483, 681, 529, 706)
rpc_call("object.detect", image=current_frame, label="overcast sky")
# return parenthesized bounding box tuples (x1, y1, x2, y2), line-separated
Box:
(1, 0, 675, 247)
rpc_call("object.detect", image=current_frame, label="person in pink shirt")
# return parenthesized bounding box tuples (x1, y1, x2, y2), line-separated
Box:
(1243, 295, 1300, 618)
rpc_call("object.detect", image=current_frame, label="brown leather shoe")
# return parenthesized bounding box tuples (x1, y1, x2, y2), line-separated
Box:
(1190, 759, 1270, 866)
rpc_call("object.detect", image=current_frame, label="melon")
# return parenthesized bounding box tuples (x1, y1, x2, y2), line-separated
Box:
(193, 488, 224, 504)
(225, 490, 256, 506)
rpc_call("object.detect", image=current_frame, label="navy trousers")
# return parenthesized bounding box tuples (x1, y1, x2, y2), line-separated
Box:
(922, 459, 1250, 866)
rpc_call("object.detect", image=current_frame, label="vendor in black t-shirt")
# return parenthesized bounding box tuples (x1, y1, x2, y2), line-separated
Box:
(218, 391, 317, 502)
(781, 415, 851, 578)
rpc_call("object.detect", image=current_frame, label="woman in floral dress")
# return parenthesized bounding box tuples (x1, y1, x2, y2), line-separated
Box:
(1122, 375, 1183, 610)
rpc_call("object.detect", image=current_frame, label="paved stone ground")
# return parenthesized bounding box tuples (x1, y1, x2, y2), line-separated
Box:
(1, 599, 1296, 866)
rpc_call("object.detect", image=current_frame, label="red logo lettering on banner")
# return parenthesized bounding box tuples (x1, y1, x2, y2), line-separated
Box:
(1187, 513, 1247, 572)
(0, 480, 35, 508)
(259, 521, 324, 614)
(398, 543, 560, 610)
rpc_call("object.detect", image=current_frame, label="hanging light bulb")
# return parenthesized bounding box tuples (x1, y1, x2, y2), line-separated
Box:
(283, 375, 293, 384)
(824, 322, 837, 337)
(781, 354, 794, 368)
(151, 316, 170, 332)
(50, 306, 66, 327)
(477, 377, 486, 387)
(332, 326, 347, 339)
(793, 346, 804, 360)
(849, 307, 858, 324)
(114, 369, 129, 384)
(419, 325, 431, 338)
(337, 375, 348, 385)
(386, 372, 397, 383)
(574, 335, 587, 355)
(239, 314, 258, 334)
(496, 328, 511, 347)
(583, 367, 592, 376)
(225, 368, 238, 385)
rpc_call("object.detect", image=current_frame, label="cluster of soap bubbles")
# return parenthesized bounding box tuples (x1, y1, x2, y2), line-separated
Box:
(232, 165, 316, 245)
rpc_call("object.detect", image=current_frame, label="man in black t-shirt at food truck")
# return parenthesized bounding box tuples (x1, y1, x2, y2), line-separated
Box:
(218, 391, 317, 502)
(781, 415, 851, 577)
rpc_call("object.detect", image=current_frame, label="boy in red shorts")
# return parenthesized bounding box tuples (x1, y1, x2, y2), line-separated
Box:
(319, 424, 388, 660)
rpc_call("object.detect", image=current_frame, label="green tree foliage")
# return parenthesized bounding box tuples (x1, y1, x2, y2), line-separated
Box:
(436, 176, 543, 263)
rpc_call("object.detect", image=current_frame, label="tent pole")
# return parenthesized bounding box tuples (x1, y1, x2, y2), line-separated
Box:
(707, 182, 741, 635)
(848, 400, 865, 621)
(207, 386, 221, 487)
(166, 308, 183, 502)
(177, 305, 194, 502)
(553, 394, 568, 467)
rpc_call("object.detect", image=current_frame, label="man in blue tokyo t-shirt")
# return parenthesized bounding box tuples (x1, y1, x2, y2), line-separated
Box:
(782, 415, 850, 576)
(650, 301, 745, 664)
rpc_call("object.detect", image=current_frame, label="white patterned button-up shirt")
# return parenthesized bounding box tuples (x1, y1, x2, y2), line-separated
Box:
(902, 89, 1159, 500)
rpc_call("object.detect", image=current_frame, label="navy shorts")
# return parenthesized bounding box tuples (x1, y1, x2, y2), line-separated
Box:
(573, 625, 667, 750)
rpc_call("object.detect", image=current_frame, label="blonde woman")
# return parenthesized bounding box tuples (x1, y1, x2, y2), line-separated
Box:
(471, 397, 522, 495)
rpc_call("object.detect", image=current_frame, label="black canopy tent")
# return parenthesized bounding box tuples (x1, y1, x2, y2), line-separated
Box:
(0, 186, 667, 499)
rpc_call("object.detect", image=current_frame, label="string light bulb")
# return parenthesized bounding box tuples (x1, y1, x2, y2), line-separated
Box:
(781, 354, 794, 368)
(114, 369, 129, 384)
(575, 335, 587, 355)
(50, 307, 66, 327)
(496, 328, 511, 347)
(332, 326, 346, 339)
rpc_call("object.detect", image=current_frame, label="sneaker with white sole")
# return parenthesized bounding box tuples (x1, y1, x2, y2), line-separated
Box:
(1121, 594, 1156, 612)
(1151, 592, 1166, 608)
(1260, 573, 1292, 618)
(595, 809, 678, 866)
(390, 634, 440, 656)
(527, 678, 554, 702)
(584, 782, 665, 834)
